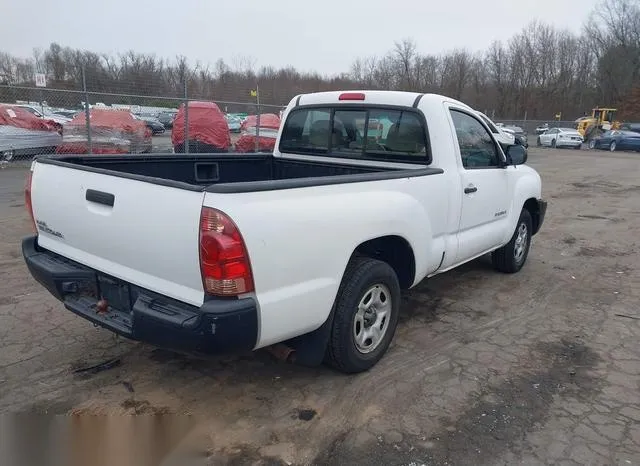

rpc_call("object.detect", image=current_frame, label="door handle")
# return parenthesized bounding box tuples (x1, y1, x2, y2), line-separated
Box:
(464, 185, 478, 194)
(86, 189, 115, 207)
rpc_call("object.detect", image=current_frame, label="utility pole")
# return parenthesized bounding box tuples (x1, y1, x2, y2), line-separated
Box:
(255, 84, 261, 153)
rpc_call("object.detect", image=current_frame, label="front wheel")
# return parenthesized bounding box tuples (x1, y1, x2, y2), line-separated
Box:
(325, 257, 401, 373)
(492, 209, 533, 274)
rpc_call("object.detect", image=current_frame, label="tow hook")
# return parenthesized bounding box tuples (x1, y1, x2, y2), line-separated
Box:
(265, 343, 297, 363)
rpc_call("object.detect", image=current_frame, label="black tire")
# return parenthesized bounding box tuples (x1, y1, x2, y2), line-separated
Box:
(551, 139, 557, 148)
(492, 209, 533, 274)
(610, 141, 617, 152)
(588, 139, 596, 150)
(325, 257, 401, 374)
(536, 137, 541, 147)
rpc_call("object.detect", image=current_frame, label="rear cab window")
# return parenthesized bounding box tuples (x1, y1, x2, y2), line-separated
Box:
(279, 106, 430, 164)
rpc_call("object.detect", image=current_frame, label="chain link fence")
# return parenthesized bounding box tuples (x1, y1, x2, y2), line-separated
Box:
(1, 73, 595, 167)
(0, 75, 287, 165)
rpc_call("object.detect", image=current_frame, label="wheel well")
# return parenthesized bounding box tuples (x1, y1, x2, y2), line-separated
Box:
(352, 236, 416, 289)
(523, 198, 541, 235)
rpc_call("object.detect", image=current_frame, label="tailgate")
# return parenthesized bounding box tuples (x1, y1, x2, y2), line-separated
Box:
(30, 162, 206, 306)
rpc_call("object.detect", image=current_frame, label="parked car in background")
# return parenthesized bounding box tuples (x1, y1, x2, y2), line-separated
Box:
(503, 125, 529, 148)
(52, 109, 79, 119)
(225, 115, 242, 133)
(0, 105, 62, 161)
(158, 111, 177, 129)
(240, 113, 281, 133)
(172, 101, 230, 153)
(57, 109, 152, 154)
(619, 122, 640, 134)
(476, 111, 516, 145)
(535, 123, 550, 135)
(136, 115, 166, 135)
(235, 113, 282, 153)
(588, 130, 640, 152)
(537, 127, 583, 149)
(14, 104, 71, 126)
(235, 127, 279, 153)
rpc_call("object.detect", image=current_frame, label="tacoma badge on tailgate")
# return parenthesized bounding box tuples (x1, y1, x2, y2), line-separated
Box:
(36, 220, 65, 239)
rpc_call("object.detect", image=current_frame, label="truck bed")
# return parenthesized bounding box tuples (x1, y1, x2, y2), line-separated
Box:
(37, 153, 441, 193)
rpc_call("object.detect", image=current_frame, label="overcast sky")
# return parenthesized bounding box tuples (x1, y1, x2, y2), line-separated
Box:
(2, 0, 600, 75)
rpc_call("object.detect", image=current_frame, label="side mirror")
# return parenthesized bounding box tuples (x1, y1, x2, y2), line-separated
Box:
(506, 144, 527, 165)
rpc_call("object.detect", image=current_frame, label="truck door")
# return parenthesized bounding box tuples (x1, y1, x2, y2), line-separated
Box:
(448, 108, 511, 263)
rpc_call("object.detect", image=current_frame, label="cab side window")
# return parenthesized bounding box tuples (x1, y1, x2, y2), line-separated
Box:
(450, 110, 500, 168)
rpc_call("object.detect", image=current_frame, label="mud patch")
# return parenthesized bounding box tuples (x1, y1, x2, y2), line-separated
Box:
(0, 296, 14, 306)
(562, 236, 577, 245)
(576, 214, 624, 223)
(400, 293, 442, 324)
(295, 408, 317, 421)
(576, 246, 628, 257)
(121, 399, 173, 415)
(24, 399, 76, 414)
(571, 180, 621, 190)
(208, 445, 289, 466)
(312, 336, 603, 466)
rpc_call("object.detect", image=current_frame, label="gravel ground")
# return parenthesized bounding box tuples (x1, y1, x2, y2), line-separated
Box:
(0, 146, 639, 466)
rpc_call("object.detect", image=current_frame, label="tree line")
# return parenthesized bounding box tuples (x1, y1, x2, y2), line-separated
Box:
(1, 0, 639, 120)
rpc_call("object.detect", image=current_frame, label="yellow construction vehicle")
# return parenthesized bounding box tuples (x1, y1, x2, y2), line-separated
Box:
(576, 107, 621, 141)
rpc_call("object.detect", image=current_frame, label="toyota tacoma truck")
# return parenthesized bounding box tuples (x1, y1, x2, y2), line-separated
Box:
(22, 91, 546, 373)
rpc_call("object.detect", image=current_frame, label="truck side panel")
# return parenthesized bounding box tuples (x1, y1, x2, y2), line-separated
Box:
(207, 173, 455, 348)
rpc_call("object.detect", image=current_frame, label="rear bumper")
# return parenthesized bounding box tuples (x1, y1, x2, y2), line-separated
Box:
(22, 236, 258, 354)
(557, 140, 582, 147)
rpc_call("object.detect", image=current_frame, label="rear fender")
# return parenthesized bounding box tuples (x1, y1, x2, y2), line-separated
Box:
(221, 188, 436, 349)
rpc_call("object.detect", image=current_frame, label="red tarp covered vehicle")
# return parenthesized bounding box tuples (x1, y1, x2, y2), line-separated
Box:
(240, 113, 281, 132)
(235, 128, 280, 153)
(1, 105, 63, 161)
(172, 101, 230, 153)
(57, 109, 152, 154)
(0, 105, 62, 132)
(235, 113, 281, 153)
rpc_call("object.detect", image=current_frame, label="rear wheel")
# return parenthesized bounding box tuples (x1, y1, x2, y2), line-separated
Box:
(325, 257, 400, 373)
(492, 209, 532, 274)
(610, 141, 617, 152)
(588, 139, 596, 150)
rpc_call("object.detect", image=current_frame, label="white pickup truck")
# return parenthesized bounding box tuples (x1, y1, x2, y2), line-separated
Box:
(23, 91, 546, 373)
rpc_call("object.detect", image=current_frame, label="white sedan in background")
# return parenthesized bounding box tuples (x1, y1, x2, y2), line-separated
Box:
(475, 111, 516, 145)
(537, 127, 583, 149)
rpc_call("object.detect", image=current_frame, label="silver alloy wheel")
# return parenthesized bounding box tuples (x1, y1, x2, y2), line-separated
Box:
(353, 284, 391, 354)
(2, 150, 14, 161)
(589, 139, 596, 149)
(610, 141, 617, 152)
(514, 223, 528, 263)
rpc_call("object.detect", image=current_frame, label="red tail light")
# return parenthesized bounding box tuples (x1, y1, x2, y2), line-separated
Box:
(339, 92, 366, 101)
(199, 207, 254, 296)
(25, 171, 36, 233)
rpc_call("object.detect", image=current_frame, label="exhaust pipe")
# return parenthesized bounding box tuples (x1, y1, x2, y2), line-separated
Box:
(265, 343, 296, 363)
